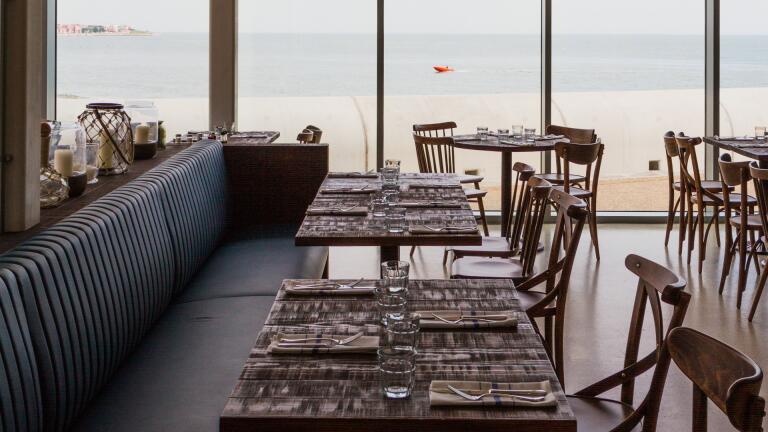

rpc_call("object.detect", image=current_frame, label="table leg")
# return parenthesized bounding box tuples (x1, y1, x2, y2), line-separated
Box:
(501, 152, 513, 237)
(380, 245, 400, 263)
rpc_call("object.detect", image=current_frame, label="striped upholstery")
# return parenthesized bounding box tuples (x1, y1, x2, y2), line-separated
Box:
(0, 181, 174, 431)
(0, 268, 42, 432)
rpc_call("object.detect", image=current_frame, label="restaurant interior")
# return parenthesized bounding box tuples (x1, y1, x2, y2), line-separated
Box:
(2, 0, 768, 431)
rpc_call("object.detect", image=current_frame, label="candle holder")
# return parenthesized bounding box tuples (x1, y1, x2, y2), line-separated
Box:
(40, 122, 69, 208)
(78, 102, 134, 176)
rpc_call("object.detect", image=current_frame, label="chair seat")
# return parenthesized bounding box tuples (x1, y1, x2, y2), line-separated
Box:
(464, 188, 488, 199)
(448, 237, 514, 258)
(451, 256, 527, 282)
(674, 180, 728, 192)
(458, 174, 484, 185)
(567, 395, 638, 432)
(729, 214, 764, 230)
(517, 290, 547, 311)
(692, 192, 757, 206)
(539, 173, 586, 185)
(553, 185, 593, 199)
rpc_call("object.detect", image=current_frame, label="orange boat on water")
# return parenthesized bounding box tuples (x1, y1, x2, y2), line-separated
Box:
(433, 65, 454, 73)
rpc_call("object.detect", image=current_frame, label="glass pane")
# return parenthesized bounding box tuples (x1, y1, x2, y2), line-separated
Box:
(56, 0, 209, 136)
(552, 0, 704, 211)
(384, 0, 541, 211)
(721, 0, 768, 164)
(238, 0, 376, 172)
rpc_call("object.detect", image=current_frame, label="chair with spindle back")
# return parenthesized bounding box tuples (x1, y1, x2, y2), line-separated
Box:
(552, 140, 604, 260)
(668, 327, 765, 431)
(413, 122, 485, 186)
(747, 163, 768, 321)
(445, 162, 537, 264)
(539, 125, 596, 186)
(718, 156, 763, 309)
(412, 133, 489, 237)
(568, 254, 690, 431)
(297, 129, 314, 144)
(677, 136, 755, 273)
(305, 125, 323, 144)
(453, 188, 588, 387)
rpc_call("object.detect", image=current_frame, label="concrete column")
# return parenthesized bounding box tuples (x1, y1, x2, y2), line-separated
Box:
(210, 0, 237, 130)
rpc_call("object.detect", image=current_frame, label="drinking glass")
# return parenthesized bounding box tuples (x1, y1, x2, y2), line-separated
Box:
(376, 289, 408, 325)
(385, 159, 402, 172)
(477, 126, 489, 141)
(381, 166, 400, 192)
(524, 128, 537, 143)
(381, 260, 410, 293)
(383, 188, 400, 206)
(386, 207, 407, 233)
(511, 125, 524, 142)
(370, 197, 388, 218)
(756, 126, 767, 141)
(497, 128, 510, 140)
(384, 313, 420, 352)
(379, 347, 416, 399)
(85, 142, 100, 184)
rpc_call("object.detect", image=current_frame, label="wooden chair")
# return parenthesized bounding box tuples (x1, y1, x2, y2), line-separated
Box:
(297, 129, 314, 144)
(305, 125, 322, 144)
(668, 327, 765, 431)
(412, 133, 489, 236)
(748, 163, 768, 321)
(718, 156, 762, 309)
(539, 125, 596, 186)
(454, 188, 588, 386)
(677, 136, 755, 273)
(450, 177, 552, 282)
(568, 254, 690, 432)
(413, 122, 485, 186)
(552, 140, 604, 260)
(445, 162, 536, 264)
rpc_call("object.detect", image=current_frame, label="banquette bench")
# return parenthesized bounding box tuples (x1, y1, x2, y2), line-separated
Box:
(0, 140, 328, 432)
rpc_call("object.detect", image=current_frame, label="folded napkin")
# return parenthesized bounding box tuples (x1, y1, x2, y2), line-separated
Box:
(285, 284, 377, 296)
(268, 333, 379, 355)
(327, 172, 379, 179)
(453, 134, 482, 141)
(320, 187, 375, 194)
(409, 225, 479, 235)
(306, 206, 369, 216)
(399, 201, 463, 209)
(416, 310, 517, 329)
(430, 380, 557, 407)
(721, 136, 756, 141)
(535, 134, 566, 141)
(408, 184, 461, 189)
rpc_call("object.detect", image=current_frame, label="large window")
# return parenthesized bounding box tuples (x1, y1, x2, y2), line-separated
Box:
(552, 0, 705, 211)
(56, 0, 209, 136)
(384, 0, 541, 211)
(238, 0, 376, 172)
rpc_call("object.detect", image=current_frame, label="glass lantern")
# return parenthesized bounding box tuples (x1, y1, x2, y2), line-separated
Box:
(51, 122, 88, 197)
(125, 100, 160, 144)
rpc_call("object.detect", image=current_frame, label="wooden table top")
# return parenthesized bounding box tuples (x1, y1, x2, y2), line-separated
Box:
(295, 173, 482, 247)
(220, 279, 576, 432)
(452, 134, 568, 153)
(226, 131, 281, 145)
(703, 136, 768, 162)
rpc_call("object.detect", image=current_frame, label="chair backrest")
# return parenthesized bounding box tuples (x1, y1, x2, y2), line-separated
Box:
(663, 132, 680, 190)
(305, 125, 322, 143)
(668, 327, 765, 431)
(573, 254, 690, 432)
(676, 136, 718, 203)
(719, 156, 753, 230)
(516, 177, 552, 277)
(413, 121, 457, 137)
(750, 163, 768, 238)
(297, 129, 314, 144)
(507, 162, 537, 250)
(517, 188, 588, 385)
(546, 125, 597, 175)
(554, 141, 604, 193)
(413, 134, 456, 174)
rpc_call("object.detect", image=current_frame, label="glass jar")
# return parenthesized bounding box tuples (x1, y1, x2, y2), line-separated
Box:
(125, 100, 160, 144)
(50, 122, 87, 178)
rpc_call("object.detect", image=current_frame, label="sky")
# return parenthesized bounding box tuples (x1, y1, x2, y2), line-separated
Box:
(57, 0, 768, 35)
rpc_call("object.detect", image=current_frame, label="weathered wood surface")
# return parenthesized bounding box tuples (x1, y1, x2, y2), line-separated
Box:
(295, 173, 482, 247)
(220, 279, 577, 432)
(704, 136, 768, 162)
(452, 134, 568, 153)
(226, 131, 281, 145)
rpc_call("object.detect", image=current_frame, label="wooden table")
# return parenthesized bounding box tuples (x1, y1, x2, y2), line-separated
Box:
(453, 135, 567, 236)
(704, 136, 768, 166)
(220, 279, 576, 432)
(226, 131, 281, 145)
(295, 173, 482, 261)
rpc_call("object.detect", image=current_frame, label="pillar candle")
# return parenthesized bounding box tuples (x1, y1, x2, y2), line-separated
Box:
(53, 148, 74, 178)
(134, 124, 150, 144)
(99, 130, 113, 169)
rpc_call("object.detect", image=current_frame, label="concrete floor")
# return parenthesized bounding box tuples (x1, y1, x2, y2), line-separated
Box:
(328, 223, 768, 430)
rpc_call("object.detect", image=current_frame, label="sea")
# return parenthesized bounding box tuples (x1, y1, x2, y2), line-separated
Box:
(56, 33, 768, 99)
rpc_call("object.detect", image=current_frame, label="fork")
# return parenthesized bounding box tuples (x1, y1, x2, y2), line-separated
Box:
(278, 331, 364, 346)
(293, 278, 365, 290)
(424, 225, 477, 232)
(308, 205, 361, 213)
(431, 313, 509, 324)
(447, 385, 546, 402)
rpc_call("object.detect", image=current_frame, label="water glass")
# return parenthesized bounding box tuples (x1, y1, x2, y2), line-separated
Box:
(384, 313, 420, 351)
(376, 289, 408, 325)
(370, 197, 388, 218)
(384, 159, 402, 172)
(477, 126, 489, 141)
(383, 188, 400, 206)
(497, 128, 510, 140)
(379, 348, 416, 399)
(381, 260, 410, 293)
(524, 128, 537, 143)
(386, 207, 407, 233)
(511, 125, 524, 141)
(756, 126, 767, 141)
